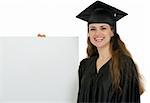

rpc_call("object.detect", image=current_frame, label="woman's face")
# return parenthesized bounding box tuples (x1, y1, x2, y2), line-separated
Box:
(88, 23, 114, 48)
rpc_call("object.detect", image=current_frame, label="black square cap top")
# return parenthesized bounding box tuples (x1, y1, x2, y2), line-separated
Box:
(76, 0, 128, 25)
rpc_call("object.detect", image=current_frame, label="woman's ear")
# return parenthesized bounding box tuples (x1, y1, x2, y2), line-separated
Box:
(110, 32, 114, 37)
(110, 26, 115, 37)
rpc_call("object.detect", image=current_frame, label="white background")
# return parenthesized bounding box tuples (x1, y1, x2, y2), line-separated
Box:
(0, 0, 149, 102)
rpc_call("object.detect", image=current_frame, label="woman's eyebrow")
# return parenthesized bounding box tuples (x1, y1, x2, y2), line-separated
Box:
(89, 25, 109, 28)
(89, 26, 96, 28)
(100, 25, 108, 27)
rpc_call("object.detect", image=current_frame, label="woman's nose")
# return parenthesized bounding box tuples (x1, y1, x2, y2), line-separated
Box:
(95, 29, 102, 36)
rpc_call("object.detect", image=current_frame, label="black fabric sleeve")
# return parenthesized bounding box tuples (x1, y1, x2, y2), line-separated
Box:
(77, 58, 88, 103)
(119, 58, 140, 103)
(78, 58, 87, 89)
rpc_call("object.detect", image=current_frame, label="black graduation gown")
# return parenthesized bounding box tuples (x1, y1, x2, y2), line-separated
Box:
(77, 55, 140, 103)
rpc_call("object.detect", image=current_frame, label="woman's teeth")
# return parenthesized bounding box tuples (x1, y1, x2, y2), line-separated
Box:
(95, 37, 104, 42)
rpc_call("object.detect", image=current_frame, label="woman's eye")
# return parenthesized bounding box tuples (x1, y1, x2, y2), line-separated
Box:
(90, 28, 96, 31)
(101, 27, 107, 30)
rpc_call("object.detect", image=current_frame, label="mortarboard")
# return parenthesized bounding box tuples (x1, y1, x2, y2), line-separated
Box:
(76, 0, 128, 33)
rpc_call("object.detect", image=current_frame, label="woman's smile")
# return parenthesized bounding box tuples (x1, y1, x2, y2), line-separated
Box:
(94, 37, 105, 42)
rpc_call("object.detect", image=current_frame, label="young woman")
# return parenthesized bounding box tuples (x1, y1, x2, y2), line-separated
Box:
(76, 1, 144, 103)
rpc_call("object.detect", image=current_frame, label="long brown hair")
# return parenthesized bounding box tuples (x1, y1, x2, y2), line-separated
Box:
(87, 24, 144, 95)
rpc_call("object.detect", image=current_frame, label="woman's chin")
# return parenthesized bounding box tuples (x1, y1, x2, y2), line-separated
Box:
(94, 42, 109, 49)
(94, 44, 105, 48)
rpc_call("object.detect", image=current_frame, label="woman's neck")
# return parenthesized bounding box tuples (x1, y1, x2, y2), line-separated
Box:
(97, 44, 111, 60)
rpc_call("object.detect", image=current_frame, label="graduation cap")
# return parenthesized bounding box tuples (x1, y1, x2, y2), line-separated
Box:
(76, 0, 128, 33)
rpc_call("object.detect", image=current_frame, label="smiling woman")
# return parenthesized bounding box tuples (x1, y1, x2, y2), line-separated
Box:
(76, 1, 144, 103)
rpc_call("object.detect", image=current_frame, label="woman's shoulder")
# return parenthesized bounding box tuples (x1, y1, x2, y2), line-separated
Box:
(119, 55, 137, 76)
(79, 55, 97, 72)
(78, 55, 97, 75)
(80, 55, 97, 66)
(120, 55, 135, 65)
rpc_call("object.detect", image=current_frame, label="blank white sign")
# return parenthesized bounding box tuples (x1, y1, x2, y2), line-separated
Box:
(0, 37, 78, 103)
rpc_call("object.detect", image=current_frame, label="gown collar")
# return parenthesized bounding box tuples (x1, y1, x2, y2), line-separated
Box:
(93, 55, 111, 75)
